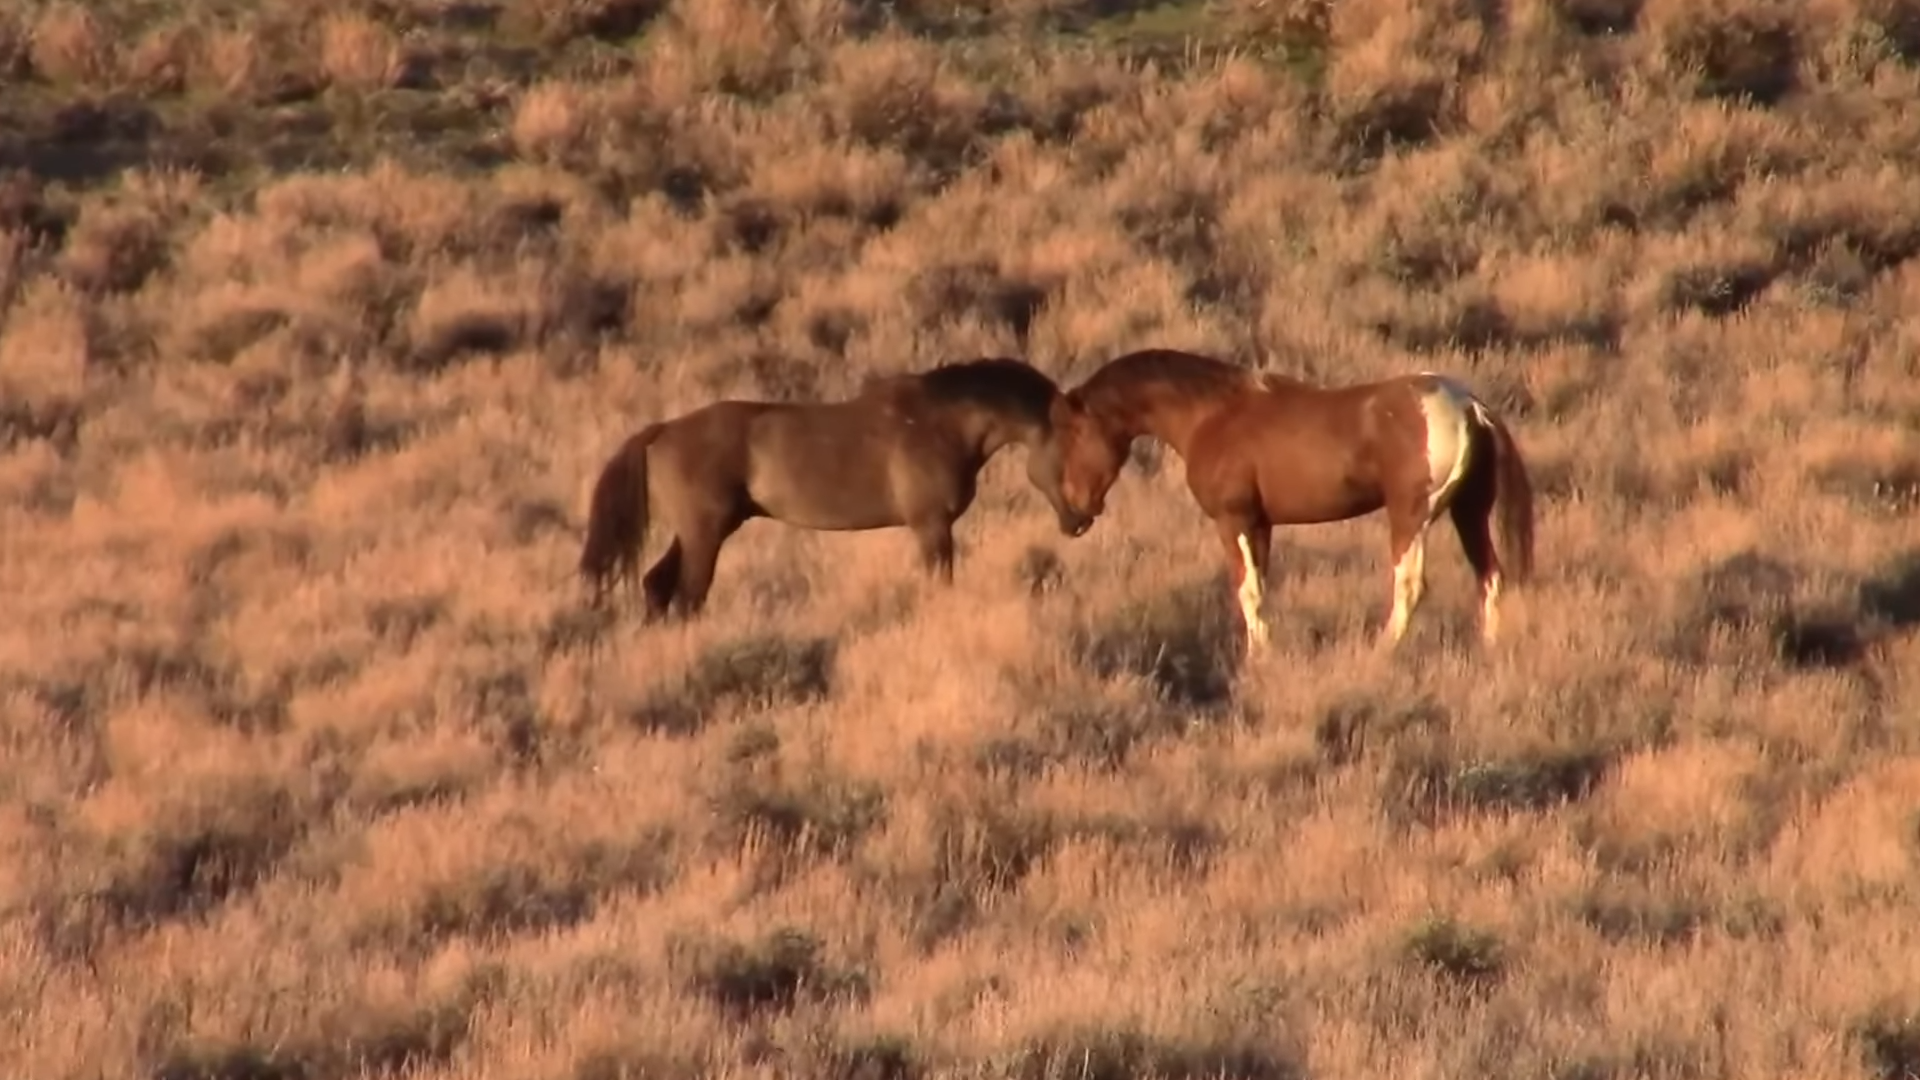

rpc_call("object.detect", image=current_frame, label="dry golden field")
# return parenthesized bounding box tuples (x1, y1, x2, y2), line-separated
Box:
(5, 0, 1920, 1077)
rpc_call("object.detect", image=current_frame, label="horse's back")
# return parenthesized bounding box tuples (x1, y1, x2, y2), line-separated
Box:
(1244, 372, 1387, 427)
(1249, 370, 1492, 438)
(733, 397, 926, 529)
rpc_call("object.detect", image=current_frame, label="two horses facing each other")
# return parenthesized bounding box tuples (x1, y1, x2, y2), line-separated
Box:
(576, 349, 1539, 655)
(577, 356, 1092, 619)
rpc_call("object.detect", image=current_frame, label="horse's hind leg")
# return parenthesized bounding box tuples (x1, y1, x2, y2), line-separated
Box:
(641, 540, 683, 620)
(1380, 503, 1431, 649)
(1448, 465, 1503, 645)
(670, 517, 744, 616)
(1215, 516, 1272, 655)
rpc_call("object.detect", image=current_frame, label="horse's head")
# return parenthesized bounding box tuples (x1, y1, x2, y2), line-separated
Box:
(1042, 390, 1129, 534)
(905, 358, 1097, 539)
(1010, 388, 1099, 540)
(1024, 423, 1093, 539)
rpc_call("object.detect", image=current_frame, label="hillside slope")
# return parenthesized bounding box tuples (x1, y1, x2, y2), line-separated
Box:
(3, 1, 1920, 1077)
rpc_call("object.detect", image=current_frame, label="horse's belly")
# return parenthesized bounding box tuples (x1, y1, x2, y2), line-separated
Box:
(1248, 449, 1386, 524)
(767, 503, 900, 531)
(749, 481, 900, 531)
(1266, 487, 1386, 525)
(747, 466, 902, 531)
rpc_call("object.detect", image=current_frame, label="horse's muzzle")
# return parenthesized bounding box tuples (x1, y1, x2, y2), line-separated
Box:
(1061, 514, 1094, 538)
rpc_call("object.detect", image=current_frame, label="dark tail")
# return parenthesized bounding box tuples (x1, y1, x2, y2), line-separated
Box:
(579, 424, 664, 603)
(1479, 407, 1536, 586)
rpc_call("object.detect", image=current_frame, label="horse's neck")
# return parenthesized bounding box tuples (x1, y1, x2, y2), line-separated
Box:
(922, 402, 1016, 465)
(971, 413, 1037, 462)
(1090, 383, 1216, 457)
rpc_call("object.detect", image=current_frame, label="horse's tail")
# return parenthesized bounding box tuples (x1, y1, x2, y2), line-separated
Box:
(579, 423, 664, 602)
(1476, 405, 1536, 586)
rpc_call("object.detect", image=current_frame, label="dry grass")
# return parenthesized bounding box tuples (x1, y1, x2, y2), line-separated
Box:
(4, 0, 1920, 1077)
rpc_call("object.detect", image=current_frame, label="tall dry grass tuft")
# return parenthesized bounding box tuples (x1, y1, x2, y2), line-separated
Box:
(189, 16, 323, 103)
(819, 32, 986, 172)
(25, 3, 116, 88)
(1847, 0, 1920, 57)
(118, 22, 200, 94)
(4, 1, 1920, 1078)
(0, 10, 31, 81)
(1321, 0, 1495, 159)
(0, 277, 93, 449)
(509, 81, 606, 166)
(648, 0, 826, 101)
(317, 11, 406, 92)
(55, 169, 204, 297)
(1216, 0, 1335, 48)
(501, 0, 668, 45)
(1639, 0, 1804, 103)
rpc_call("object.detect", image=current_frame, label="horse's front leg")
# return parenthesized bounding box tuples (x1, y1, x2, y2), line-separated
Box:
(1215, 516, 1273, 655)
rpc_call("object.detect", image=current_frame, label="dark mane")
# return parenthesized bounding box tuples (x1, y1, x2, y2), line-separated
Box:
(864, 357, 1061, 423)
(1074, 349, 1260, 412)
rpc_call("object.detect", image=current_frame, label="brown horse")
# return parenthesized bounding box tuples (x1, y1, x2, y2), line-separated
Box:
(578, 357, 1094, 618)
(1048, 348, 1536, 654)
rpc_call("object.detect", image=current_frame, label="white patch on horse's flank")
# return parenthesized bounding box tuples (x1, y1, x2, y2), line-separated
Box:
(1413, 373, 1482, 521)
(1235, 533, 1271, 652)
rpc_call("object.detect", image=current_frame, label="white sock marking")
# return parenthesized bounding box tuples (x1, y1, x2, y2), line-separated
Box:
(1383, 533, 1427, 645)
(1235, 533, 1270, 653)
(1481, 569, 1504, 644)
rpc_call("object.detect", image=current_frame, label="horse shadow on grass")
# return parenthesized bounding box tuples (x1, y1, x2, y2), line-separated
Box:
(1065, 555, 1470, 711)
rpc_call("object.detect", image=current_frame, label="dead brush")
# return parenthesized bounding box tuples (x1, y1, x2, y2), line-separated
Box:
(648, 0, 823, 100)
(1849, 0, 1920, 58)
(317, 10, 408, 92)
(118, 21, 201, 94)
(1215, 0, 1335, 52)
(0, 9, 31, 80)
(500, 0, 667, 44)
(26, 3, 116, 88)
(508, 80, 606, 166)
(820, 32, 985, 166)
(0, 277, 94, 449)
(5, 2, 1920, 1077)
(55, 172, 203, 295)
(1639, 0, 1803, 104)
(1320, 0, 1496, 160)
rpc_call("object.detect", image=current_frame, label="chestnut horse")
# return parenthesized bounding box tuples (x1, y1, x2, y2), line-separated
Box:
(1049, 348, 1535, 653)
(578, 357, 1093, 618)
